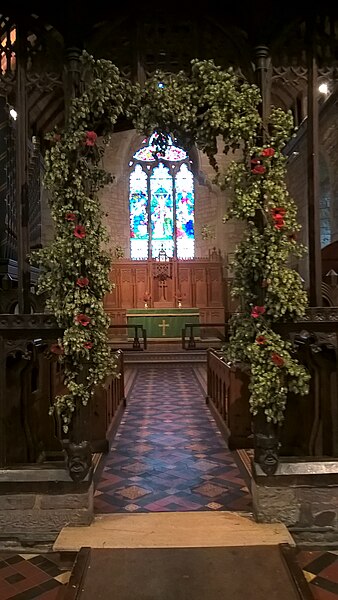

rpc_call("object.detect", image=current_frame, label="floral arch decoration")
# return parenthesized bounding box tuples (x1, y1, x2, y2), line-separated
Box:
(35, 51, 310, 433)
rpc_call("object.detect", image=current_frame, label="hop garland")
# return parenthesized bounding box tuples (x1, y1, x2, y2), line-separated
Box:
(33, 51, 309, 431)
(220, 108, 310, 423)
(33, 52, 134, 432)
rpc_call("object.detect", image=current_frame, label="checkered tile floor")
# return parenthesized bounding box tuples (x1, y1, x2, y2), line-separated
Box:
(3, 549, 338, 599)
(296, 550, 338, 599)
(4, 364, 338, 599)
(0, 552, 75, 600)
(94, 363, 252, 513)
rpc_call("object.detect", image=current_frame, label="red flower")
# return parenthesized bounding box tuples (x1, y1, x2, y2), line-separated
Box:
(75, 314, 91, 326)
(251, 305, 266, 318)
(50, 343, 64, 355)
(251, 165, 266, 175)
(53, 133, 61, 143)
(250, 158, 261, 165)
(65, 212, 76, 222)
(76, 277, 89, 288)
(271, 353, 284, 367)
(271, 207, 286, 218)
(74, 225, 86, 239)
(274, 217, 285, 230)
(256, 335, 267, 345)
(85, 131, 97, 146)
(261, 147, 275, 158)
(84, 342, 93, 349)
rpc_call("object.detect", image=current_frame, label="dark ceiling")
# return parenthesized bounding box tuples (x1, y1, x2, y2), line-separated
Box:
(3, 2, 338, 137)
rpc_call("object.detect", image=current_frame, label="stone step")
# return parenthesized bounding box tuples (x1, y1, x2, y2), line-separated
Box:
(123, 350, 207, 363)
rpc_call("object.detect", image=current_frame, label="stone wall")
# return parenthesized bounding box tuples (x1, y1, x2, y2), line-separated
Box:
(286, 94, 338, 288)
(39, 129, 246, 265)
(0, 468, 93, 549)
(252, 460, 338, 546)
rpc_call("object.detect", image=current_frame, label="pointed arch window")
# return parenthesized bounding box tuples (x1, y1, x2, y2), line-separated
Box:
(129, 133, 195, 260)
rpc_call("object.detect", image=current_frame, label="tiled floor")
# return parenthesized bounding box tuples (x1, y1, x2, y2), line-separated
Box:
(3, 362, 338, 599)
(94, 363, 252, 513)
(296, 549, 338, 600)
(0, 552, 75, 600)
(2, 549, 338, 599)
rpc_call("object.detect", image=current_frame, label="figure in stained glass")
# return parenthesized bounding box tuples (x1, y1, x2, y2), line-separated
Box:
(129, 133, 195, 260)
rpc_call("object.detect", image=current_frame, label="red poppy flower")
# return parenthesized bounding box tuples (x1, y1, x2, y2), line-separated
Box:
(261, 147, 275, 158)
(84, 342, 93, 349)
(50, 343, 64, 355)
(75, 314, 91, 326)
(250, 158, 261, 165)
(85, 131, 97, 146)
(274, 218, 285, 230)
(65, 212, 76, 221)
(74, 225, 86, 239)
(256, 335, 267, 345)
(271, 207, 286, 218)
(251, 165, 266, 175)
(251, 305, 266, 318)
(271, 353, 284, 367)
(76, 277, 89, 288)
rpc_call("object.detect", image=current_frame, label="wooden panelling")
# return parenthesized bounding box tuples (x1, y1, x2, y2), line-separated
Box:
(104, 258, 226, 315)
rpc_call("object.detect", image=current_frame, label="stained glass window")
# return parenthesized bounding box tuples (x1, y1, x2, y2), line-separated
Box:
(129, 133, 195, 260)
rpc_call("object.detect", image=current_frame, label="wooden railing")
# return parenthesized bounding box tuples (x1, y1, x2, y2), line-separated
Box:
(108, 323, 147, 350)
(206, 309, 338, 459)
(206, 349, 252, 448)
(182, 322, 229, 349)
(0, 314, 126, 471)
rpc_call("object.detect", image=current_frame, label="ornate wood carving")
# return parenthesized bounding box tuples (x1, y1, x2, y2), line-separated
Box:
(104, 258, 226, 319)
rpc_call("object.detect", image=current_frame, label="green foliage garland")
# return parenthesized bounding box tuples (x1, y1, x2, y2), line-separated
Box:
(220, 108, 310, 423)
(34, 53, 134, 432)
(34, 51, 309, 432)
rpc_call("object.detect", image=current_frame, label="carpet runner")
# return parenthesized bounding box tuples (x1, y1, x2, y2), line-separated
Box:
(62, 545, 308, 600)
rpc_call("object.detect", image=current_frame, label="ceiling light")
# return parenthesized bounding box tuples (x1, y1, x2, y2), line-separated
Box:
(318, 82, 329, 95)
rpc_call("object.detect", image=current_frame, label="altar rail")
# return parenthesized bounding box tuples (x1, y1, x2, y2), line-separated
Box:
(182, 322, 229, 349)
(206, 308, 338, 458)
(109, 323, 147, 350)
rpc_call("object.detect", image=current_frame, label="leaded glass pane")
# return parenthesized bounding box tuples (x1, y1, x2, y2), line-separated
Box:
(175, 163, 195, 259)
(133, 132, 187, 162)
(129, 165, 148, 259)
(150, 163, 174, 258)
(130, 239, 148, 260)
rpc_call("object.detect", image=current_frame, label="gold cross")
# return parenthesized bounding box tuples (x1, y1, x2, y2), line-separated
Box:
(158, 319, 169, 336)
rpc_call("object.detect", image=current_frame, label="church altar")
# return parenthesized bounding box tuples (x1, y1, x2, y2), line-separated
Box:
(127, 308, 199, 339)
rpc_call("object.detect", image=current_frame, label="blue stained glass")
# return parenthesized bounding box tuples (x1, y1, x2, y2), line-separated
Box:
(175, 164, 195, 259)
(150, 163, 174, 257)
(129, 165, 148, 259)
(129, 134, 195, 261)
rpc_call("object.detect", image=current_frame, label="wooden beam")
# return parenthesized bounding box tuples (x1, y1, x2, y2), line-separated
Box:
(306, 16, 322, 307)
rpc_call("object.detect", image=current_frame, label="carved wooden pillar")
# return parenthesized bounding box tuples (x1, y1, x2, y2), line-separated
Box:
(15, 22, 30, 313)
(306, 15, 322, 306)
(254, 45, 271, 142)
(253, 45, 272, 307)
(64, 47, 82, 122)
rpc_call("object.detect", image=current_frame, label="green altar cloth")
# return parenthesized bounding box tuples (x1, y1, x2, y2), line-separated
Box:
(127, 308, 199, 339)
